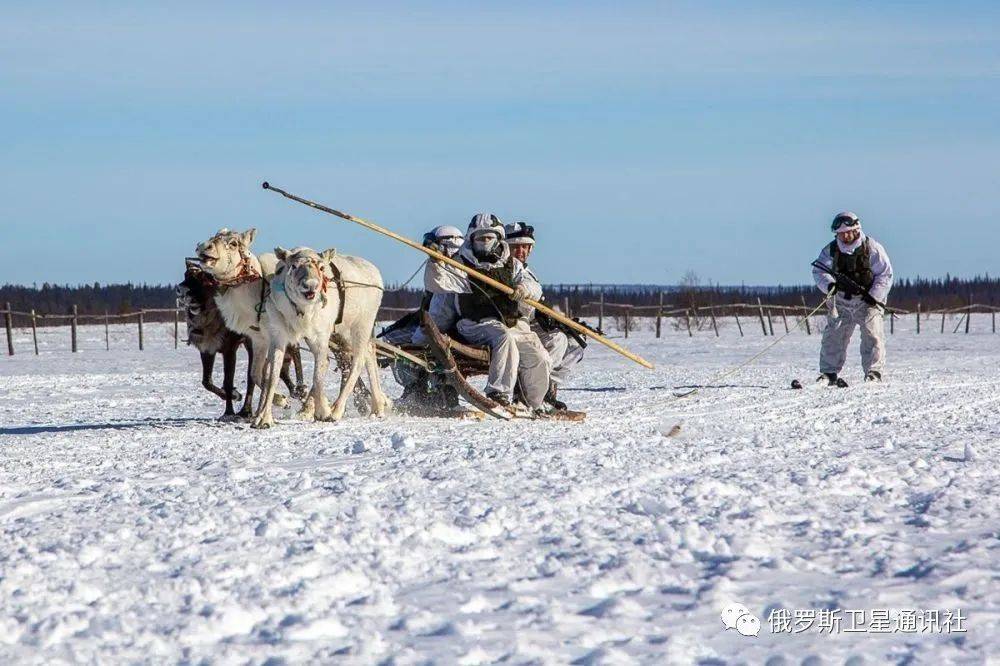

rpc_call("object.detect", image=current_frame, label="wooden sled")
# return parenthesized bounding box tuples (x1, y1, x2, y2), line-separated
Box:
(374, 312, 585, 422)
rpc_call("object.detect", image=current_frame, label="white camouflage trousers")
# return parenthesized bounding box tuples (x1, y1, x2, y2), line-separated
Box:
(531, 324, 585, 385)
(820, 295, 886, 376)
(456, 318, 552, 409)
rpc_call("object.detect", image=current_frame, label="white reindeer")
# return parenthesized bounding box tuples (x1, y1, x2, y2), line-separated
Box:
(251, 246, 389, 429)
(194, 228, 282, 417)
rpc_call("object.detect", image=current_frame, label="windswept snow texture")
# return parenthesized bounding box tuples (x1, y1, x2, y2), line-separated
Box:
(2, 320, 999, 663)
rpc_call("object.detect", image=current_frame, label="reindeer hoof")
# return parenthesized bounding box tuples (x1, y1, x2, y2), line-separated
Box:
(292, 384, 309, 400)
(250, 417, 272, 429)
(297, 396, 316, 421)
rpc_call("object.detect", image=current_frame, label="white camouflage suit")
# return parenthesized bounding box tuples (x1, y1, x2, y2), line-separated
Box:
(812, 232, 894, 376)
(409, 260, 468, 346)
(453, 217, 552, 409)
(518, 265, 585, 385)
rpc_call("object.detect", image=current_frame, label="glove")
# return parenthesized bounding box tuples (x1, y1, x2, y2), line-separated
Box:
(511, 284, 531, 302)
(827, 282, 838, 294)
(861, 292, 880, 307)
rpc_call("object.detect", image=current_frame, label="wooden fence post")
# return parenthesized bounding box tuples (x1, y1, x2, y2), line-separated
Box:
(655, 291, 663, 339)
(766, 308, 775, 336)
(940, 311, 945, 334)
(105, 311, 110, 350)
(916, 303, 921, 334)
(71, 305, 78, 353)
(780, 308, 789, 334)
(993, 310, 996, 334)
(685, 309, 693, 337)
(138, 312, 144, 351)
(734, 308, 744, 337)
(756, 297, 768, 336)
(710, 305, 719, 337)
(31, 309, 39, 355)
(800, 295, 811, 335)
(598, 289, 604, 333)
(966, 297, 972, 334)
(174, 308, 180, 348)
(624, 307, 630, 339)
(890, 312, 894, 334)
(4, 302, 12, 356)
(562, 296, 570, 319)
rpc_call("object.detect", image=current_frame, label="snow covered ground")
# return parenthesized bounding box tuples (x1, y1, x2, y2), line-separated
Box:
(2, 318, 999, 664)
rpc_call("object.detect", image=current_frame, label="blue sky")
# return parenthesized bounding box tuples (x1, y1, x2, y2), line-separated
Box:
(2, 1, 999, 287)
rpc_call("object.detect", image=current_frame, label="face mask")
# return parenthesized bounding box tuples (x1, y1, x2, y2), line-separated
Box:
(438, 236, 463, 257)
(472, 234, 498, 255)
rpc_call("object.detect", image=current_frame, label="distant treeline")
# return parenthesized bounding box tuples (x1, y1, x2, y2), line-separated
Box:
(3, 274, 999, 316)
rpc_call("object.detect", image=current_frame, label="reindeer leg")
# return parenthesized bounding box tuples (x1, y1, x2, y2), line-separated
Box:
(308, 337, 333, 421)
(328, 347, 366, 422)
(201, 351, 227, 400)
(291, 346, 307, 399)
(251, 345, 284, 429)
(365, 343, 391, 417)
(238, 337, 255, 418)
(220, 340, 238, 419)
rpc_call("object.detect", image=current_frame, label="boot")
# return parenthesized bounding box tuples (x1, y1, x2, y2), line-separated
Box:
(485, 390, 511, 407)
(543, 382, 567, 411)
(817, 372, 838, 386)
(864, 370, 882, 382)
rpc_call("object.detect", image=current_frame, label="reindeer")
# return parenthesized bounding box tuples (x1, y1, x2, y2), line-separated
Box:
(251, 246, 389, 429)
(178, 258, 308, 419)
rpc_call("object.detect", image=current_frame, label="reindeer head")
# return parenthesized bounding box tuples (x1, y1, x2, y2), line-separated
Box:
(273, 246, 335, 307)
(195, 228, 257, 284)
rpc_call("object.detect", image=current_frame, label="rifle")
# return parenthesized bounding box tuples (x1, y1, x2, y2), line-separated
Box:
(535, 310, 602, 349)
(811, 260, 886, 310)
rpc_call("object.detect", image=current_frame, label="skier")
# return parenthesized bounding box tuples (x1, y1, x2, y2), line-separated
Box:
(454, 213, 552, 411)
(505, 221, 584, 411)
(811, 211, 894, 385)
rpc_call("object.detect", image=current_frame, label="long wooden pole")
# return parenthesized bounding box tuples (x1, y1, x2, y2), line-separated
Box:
(262, 182, 654, 369)
(71, 305, 78, 353)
